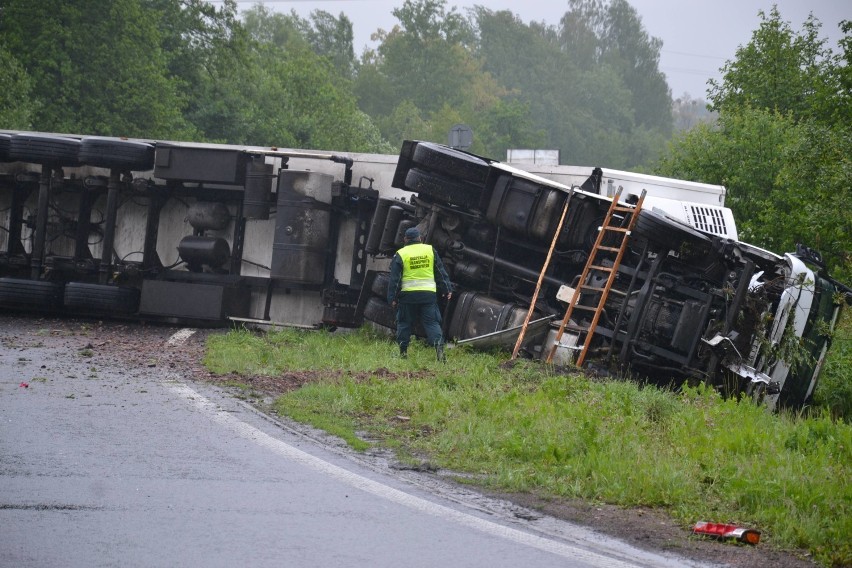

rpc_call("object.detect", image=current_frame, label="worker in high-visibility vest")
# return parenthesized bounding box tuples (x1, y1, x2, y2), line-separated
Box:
(387, 227, 453, 361)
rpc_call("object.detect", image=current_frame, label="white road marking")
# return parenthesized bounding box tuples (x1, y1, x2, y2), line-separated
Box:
(165, 381, 687, 568)
(166, 328, 197, 346)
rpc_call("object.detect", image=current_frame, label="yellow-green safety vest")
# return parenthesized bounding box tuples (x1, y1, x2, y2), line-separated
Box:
(399, 243, 437, 292)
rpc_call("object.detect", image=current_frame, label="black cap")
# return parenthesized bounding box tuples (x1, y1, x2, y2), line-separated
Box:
(404, 227, 420, 240)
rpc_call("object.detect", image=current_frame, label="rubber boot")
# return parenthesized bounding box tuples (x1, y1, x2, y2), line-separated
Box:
(436, 343, 446, 363)
(400, 345, 408, 359)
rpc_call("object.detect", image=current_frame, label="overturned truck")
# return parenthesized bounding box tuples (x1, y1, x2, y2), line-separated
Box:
(0, 132, 846, 411)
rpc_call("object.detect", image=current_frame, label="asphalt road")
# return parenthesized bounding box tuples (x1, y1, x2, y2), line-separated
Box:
(0, 316, 709, 568)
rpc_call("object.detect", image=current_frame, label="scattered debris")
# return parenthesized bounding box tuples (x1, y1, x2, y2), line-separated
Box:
(693, 521, 761, 545)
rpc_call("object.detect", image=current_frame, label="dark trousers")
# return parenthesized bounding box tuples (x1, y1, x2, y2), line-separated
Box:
(396, 300, 443, 348)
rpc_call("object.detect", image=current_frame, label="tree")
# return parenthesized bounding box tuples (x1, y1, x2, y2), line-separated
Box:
(657, 9, 851, 281)
(0, 0, 194, 139)
(242, 6, 356, 79)
(353, 0, 509, 154)
(594, 0, 672, 135)
(222, 7, 390, 152)
(473, 5, 667, 167)
(0, 47, 34, 129)
(672, 93, 716, 132)
(298, 10, 357, 79)
(146, 0, 255, 143)
(656, 108, 797, 239)
(707, 7, 838, 124)
(360, 0, 489, 116)
(829, 20, 852, 125)
(558, 0, 672, 135)
(475, 99, 548, 158)
(377, 100, 433, 145)
(147, 1, 389, 151)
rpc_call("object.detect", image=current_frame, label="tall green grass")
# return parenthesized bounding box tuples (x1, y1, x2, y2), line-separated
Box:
(205, 325, 851, 567)
(814, 307, 852, 420)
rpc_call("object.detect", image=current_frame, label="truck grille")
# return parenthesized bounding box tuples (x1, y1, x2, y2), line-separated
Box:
(688, 205, 729, 236)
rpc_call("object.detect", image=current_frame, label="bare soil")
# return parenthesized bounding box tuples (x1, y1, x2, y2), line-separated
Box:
(14, 316, 822, 568)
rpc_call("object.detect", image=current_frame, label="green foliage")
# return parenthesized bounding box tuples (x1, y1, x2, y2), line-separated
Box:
(243, 5, 356, 80)
(297, 10, 357, 79)
(657, 7, 851, 281)
(189, 5, 388, 151)
(658, 104, 852, 281)
(473, 2, 671, 167)
(353, 0, 672, 167)
(708, 7, 838, 124)
(354, 0, 503, 155)
(206, 328, 852, 566)
(0, 46, 34, 128)
(1, 0, 195, 138)
(0, 0, 389, 151)
(0, 0, 675, 165)
(813, 307, 852, 421)
(587, 0, 672, 134)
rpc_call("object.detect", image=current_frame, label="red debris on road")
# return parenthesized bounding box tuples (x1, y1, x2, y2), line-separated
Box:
(693, 521, 761, 545)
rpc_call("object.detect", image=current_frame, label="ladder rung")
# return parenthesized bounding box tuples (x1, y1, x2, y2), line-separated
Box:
(589, 265, 613, 272)
(612, 206, 635, 213)
(602, 226, 630, 233)
(551, 343, 583, 351)
(570, 304, 597, 311)
(597, 245, 622, 252)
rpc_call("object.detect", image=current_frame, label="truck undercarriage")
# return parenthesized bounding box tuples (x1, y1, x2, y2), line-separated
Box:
(0, 133, 846, 412)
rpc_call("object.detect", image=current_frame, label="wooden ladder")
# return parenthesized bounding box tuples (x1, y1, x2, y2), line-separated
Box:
(546, 187, 646, 366)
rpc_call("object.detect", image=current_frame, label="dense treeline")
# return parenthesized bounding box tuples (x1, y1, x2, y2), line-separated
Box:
(0, 0, 671, 166)
(0, 0, 388, 152)
(0, 0, 849, 276)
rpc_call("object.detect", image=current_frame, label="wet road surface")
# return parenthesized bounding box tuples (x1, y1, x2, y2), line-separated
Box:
(0, 317, 710, 568)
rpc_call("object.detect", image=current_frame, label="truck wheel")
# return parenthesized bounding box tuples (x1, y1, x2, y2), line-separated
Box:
(405, 168, 483, 209)
(63, 282, 141, 315)
(363, 297, 397, 330)
(412, 142, 490, 184)
(78, 137, 155, 171)
(0, 278, 64, 311)
(632, 209, 711, 249)
(0, 134, 11, 162)
(8, 134, 81, 166)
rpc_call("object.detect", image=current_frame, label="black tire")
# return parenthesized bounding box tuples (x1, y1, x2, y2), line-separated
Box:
(78, 137, 155, 171)
(8, 133, 81, 167)
(404, 168, 483, 209)
(63, 282, 140, 315)
(363, 296, 397, 330)
(411, 142, 490, 184)
(632, 209, 711, 248)
(0, 278, 64, 311)
(371, 271, 391, 299)
(0, 134, 11, 162)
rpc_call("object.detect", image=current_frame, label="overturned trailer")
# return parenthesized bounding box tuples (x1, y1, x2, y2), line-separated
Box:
(0, 132, 846, 411)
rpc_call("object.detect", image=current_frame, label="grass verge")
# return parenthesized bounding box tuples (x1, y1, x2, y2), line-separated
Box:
(205, 325, 851, 567)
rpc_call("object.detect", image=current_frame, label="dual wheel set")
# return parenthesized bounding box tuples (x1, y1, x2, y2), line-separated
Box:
(0, 133, 155, 317)
(0, 279, 140, 315)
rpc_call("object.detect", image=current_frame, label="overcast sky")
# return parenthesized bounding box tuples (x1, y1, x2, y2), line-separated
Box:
(224, 0, 849, 99)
